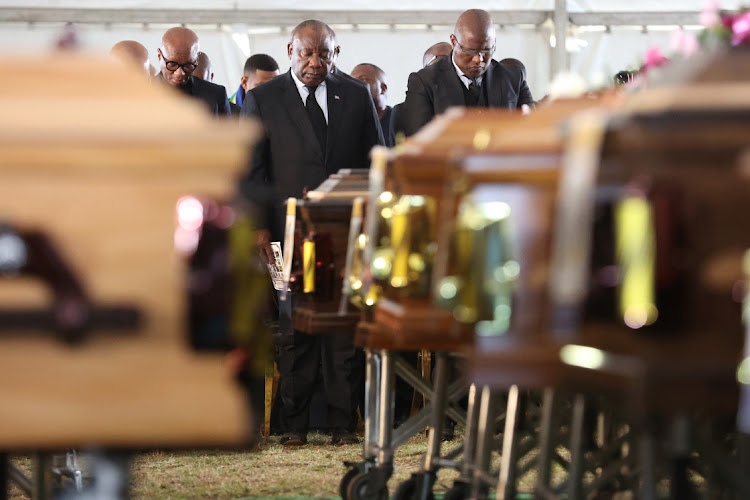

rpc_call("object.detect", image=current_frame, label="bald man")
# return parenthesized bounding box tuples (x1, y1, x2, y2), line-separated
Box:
(240, 19, 382, 447)
(402, 9, 533, 136)
(351, 63, 395, 147)
(194, 51, 214, 82)
(157, 27, 230, 116)
(422, 41, 452, 67)
(391, 41, 455, 142)
(109, 40, 151, 77)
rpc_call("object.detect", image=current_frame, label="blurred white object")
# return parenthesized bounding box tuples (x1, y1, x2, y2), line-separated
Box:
(548, 71, 588, 100)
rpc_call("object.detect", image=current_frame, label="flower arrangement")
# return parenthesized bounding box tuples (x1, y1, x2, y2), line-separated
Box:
(628, 2, 750, 84)
(699, 0, 750, 48)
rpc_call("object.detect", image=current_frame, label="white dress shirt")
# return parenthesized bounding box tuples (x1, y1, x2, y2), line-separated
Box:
(451, 52, 484, 89)
(290, 69, 329, 124)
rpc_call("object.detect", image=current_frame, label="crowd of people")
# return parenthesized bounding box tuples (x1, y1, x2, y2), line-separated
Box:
(110, 8, 535, 447)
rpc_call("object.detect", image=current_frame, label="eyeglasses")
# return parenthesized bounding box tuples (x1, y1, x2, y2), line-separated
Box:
(455, 40, 495, 59)
(164, 59, 198, 73)
(160, 50, 198, 73)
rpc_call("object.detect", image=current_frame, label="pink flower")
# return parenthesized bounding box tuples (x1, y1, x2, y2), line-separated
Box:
(670, 29, 699, 56)
(701, 0, 722, 27)
(732, 11, 750, 46)
(722, 13, 736, 28)
(643, 46, 669, 70)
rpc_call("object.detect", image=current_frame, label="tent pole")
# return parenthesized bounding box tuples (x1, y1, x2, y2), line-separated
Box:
(553, 0, 569, 76)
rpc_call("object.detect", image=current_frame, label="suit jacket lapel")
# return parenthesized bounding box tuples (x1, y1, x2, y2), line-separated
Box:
(281, 70, 324, 158)
(325, 73, 342, 164)
(437, 55, 466, 111)
(484, 60, 505, 108)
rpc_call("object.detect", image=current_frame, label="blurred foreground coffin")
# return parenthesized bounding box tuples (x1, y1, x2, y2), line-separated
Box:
(0, 54, 260, 449)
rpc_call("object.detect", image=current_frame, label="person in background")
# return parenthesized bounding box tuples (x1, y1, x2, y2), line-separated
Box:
(402, 9, 534, 136)
(109, 40, 151, 78)
(351, 63, 394, 147)
(194, 51, 214, 81)
(499, 57, 527, 80)
(156, 27, 231, 116)
(233, 54, 281, 109)
(243, 54, 281, 93)
(240, 19, 383, 447)
(391, 41, 453, 142)
(192, 50, 240, 115)
(422, 41, 452, 67)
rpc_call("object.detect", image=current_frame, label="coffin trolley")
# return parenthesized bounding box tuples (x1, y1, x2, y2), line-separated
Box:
(335, 104, 575, 499)
(531, 49, 750, 499)
(385, 97, 615, 500)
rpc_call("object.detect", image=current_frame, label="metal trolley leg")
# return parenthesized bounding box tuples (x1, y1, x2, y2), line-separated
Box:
(377, 350, 395, 469)
(498, 385, 521, 500)
(535, 388, 559, 496)
(567, 394, 586, 500)
(470, 385, 497, 500)
(364, 349, 381, 460)
(423, 352, 449, 472)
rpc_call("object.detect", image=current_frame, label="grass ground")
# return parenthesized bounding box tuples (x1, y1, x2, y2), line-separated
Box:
(8, 430, 539, 499)
(128, 432, 467, 499)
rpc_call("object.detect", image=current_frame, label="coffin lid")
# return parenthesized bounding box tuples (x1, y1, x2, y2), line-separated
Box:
(0, 52, 258, 178)
(620, 47, 750, 115)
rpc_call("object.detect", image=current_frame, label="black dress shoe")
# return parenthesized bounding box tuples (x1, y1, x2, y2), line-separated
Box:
(331, 430, 359, 446)
(280, 432, 307, 446)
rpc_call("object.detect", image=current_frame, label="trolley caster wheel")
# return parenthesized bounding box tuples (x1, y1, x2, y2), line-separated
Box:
(339, 467, 360, 500)
(393, 476, 434, 500)
(392, 477, 416, 500)
(443, 482, 467, 500)
(346, 472, 388, 500)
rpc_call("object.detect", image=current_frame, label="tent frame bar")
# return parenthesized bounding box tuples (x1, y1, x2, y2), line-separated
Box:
(0, 8, 702, 28)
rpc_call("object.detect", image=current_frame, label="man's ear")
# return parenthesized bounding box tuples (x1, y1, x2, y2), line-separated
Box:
(449, 34, 457, 48)
(209, 72, 214, 82)
(287, 42, 293, 59)
(380, 83, 387, 95)
(157, 48, 163, 61)
(240, 75, 249, 91)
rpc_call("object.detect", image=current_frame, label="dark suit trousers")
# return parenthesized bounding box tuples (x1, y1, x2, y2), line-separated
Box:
(277, 292, 363, 433)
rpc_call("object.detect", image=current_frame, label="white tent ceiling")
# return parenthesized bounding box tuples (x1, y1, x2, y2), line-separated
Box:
(0, 1, 737, 106)
(0, 1, 743, 11)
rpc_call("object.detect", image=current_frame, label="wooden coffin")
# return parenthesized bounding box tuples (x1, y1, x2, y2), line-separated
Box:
(547, 49, 750, 414)
(0, 53, 260, 449)
(292, 170, 369, 335)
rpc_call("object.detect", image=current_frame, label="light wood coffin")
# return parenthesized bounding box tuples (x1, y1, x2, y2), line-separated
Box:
(0, 54, 260, 449)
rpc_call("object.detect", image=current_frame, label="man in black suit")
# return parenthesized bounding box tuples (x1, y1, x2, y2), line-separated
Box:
(241, 19, 383, 446)
(351, 63, 395, 147)
(391, 41, 455, 143)
(157, 27, 231, 116)
(401, 9, 534, 136)
(193, 50, 241, 115)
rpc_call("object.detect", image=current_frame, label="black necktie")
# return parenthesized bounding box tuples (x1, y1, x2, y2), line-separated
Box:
(305, 85, 327, 153)
(468, 79, 481, 106)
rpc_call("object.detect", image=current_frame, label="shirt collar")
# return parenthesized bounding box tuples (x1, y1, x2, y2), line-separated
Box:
(451, 52, 483, 89)
(290, 69, 327, 93)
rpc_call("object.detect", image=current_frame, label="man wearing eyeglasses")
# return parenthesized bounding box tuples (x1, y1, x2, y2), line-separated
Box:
(401, 9, 533, 136)
(157, 27, 231, 116)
